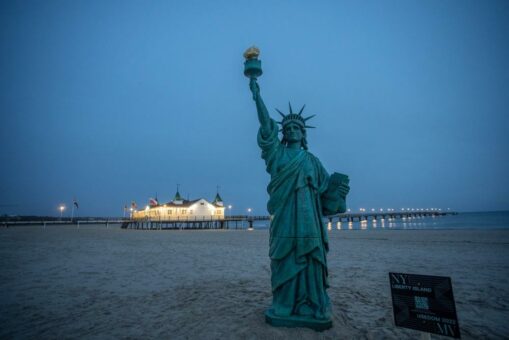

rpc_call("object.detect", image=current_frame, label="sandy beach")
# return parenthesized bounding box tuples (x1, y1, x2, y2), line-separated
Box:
(0, 225, 508, 339)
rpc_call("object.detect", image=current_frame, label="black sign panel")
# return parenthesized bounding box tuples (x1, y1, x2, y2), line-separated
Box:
(389, 272, 461, 338)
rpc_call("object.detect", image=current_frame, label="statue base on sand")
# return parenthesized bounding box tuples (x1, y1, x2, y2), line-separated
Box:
(264, 309, 332, 331)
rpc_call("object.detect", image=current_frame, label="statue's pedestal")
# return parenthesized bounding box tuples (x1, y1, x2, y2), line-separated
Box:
(265, 309, 332, 331)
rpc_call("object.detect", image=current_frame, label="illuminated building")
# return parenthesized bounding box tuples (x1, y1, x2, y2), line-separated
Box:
(132, 190, 225, 221)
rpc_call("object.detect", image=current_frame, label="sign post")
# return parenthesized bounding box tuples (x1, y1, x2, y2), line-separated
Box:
(389, 272, 461, 339)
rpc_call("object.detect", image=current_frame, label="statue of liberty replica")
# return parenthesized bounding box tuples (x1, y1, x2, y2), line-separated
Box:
(243, 47, 350, 331)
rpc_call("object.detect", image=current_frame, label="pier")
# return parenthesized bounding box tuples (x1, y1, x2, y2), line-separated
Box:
(330, 210, 457, 223)
(121, 210, 457, 230)
(1, 211, 457, 229)
(1, 219, 125, 228)
(122, 216, 269, 230)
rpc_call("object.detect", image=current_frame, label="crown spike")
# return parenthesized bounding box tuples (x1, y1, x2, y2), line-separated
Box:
(288, 102, 293, 114)
(305, 125, 316, 129)
(298, 105, 306, 116)
(303, 114, 315, 121)
(275, 108, 286, 119)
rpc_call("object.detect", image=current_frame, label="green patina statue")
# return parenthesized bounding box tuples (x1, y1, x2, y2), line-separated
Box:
(243, 47, 350, 331)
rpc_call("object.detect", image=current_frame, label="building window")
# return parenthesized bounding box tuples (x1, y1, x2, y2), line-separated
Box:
(182, 209, 187, 214)
(189, 210, 193, 214)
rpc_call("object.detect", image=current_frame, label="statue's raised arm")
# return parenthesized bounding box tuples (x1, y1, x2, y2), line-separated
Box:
(249, 78, 271, 135)
(243, 46, 271, 135)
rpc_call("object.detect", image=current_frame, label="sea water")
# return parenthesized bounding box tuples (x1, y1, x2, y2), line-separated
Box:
(251, 211, 509, 230)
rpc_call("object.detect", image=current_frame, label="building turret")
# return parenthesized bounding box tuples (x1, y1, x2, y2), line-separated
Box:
(212, 192, 224, 207)
(173, 187, 183, 205)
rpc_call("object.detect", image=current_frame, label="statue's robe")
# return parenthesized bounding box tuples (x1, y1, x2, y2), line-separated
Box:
(258, 119, 336, 319)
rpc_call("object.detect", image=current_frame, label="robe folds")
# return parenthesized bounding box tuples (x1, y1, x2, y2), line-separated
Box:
(258, 119, 335, 320)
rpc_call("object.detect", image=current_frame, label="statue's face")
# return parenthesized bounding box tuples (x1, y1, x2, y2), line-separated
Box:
(283, 122, 304, 143)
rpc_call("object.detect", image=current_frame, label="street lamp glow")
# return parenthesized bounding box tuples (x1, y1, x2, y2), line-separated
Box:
(59, 204, 65, 219)
(247, 208, 253, 230)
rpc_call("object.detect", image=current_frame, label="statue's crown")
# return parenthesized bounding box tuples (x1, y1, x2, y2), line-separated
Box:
(276, 103, 315, 130)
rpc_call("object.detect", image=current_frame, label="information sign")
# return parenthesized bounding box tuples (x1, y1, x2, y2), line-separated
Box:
(389, 272, 461, 338)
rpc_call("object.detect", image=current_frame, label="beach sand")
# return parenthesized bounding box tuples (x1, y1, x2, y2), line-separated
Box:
(0, 225, 508, 339)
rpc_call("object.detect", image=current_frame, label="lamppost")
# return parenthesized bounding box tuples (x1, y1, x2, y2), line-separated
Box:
(247, 208, 253, 230)
(228, 205, 232, 218)
(59, 205, 65, 220)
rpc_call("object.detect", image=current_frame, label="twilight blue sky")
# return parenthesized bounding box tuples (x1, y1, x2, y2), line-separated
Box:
(1, 0, 508, 217)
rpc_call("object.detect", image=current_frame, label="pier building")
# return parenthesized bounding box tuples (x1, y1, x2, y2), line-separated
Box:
(131, 190, 225, 221)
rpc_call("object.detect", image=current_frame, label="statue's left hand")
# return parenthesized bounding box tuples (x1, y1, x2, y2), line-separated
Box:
(338, 182, 350, 198)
